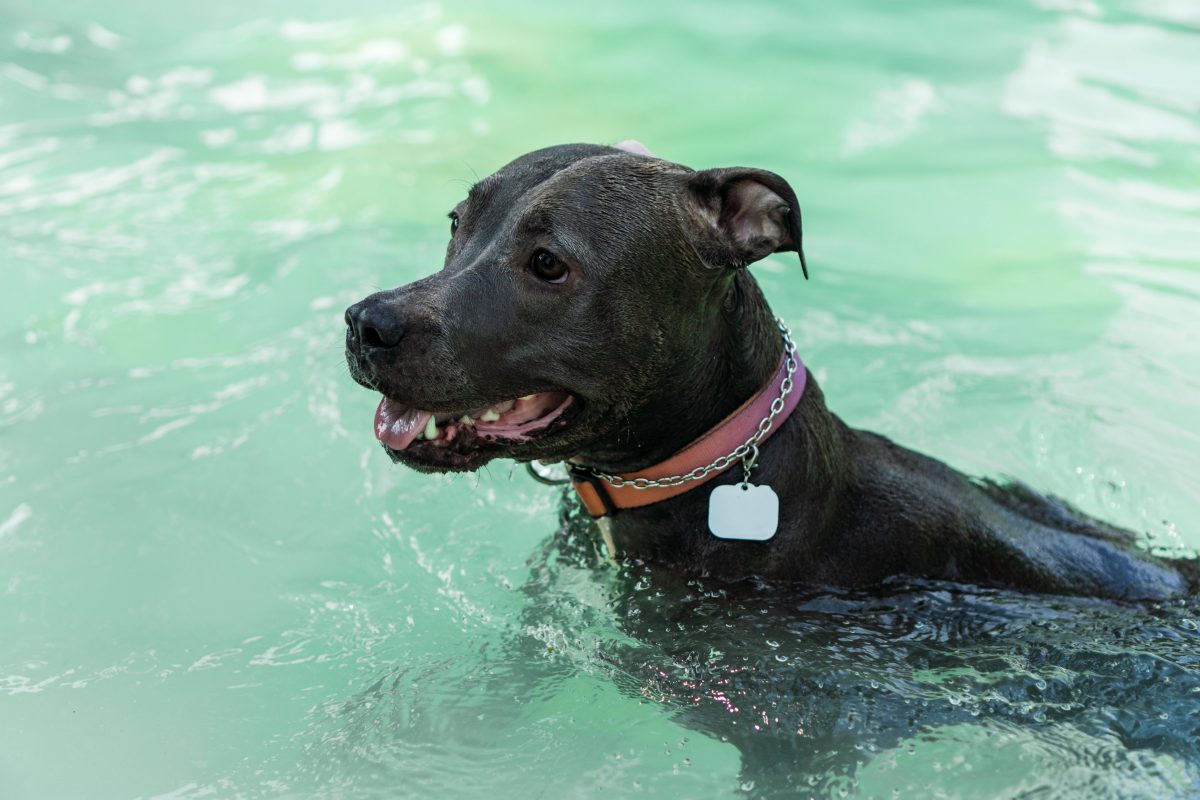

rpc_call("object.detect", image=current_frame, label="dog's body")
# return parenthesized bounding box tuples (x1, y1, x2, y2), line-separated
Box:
(346, 142, 1196, 601)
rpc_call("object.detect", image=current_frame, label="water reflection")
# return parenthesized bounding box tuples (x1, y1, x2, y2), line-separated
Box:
(313, 502, 1200, 797)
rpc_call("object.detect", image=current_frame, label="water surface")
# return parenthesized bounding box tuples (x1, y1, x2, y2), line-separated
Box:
(2, 0, 1199, 797)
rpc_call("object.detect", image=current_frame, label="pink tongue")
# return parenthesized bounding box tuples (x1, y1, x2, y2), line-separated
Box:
(374, 397, 432, 451)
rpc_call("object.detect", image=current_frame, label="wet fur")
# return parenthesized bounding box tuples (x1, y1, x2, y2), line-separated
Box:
(346, 143, 1197, 601)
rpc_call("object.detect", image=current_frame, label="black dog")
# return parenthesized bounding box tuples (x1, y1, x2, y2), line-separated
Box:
(345, 142, 1195, 601)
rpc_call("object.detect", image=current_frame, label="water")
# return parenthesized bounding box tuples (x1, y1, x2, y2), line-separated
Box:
(2, 0, 1198, 797)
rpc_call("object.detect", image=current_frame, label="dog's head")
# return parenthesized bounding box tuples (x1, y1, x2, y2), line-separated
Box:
(345, 142, 805, 472)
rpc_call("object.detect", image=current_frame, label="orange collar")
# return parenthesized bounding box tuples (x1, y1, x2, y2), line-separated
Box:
(568, 349, 806, 517)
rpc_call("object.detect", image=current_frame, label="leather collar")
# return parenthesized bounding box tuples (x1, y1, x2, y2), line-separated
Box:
(569, 350, 806, 517)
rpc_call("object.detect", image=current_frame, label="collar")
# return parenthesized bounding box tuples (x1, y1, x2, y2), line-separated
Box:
(568, 349, 806, 518)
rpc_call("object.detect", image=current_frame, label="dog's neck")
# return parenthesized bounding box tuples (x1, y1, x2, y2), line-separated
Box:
(574, 272, 781, 474)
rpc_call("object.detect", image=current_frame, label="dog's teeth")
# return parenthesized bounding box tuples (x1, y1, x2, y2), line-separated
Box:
(480, 409, 500, 422)
(519, 394, 536, 402)
(424, 416, 438, 441)
(460, 414, 474, 426)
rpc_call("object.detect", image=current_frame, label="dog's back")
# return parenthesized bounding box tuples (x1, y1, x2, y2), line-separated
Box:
(832, 427, 1194, 600)
(979, 478, 1200, 595)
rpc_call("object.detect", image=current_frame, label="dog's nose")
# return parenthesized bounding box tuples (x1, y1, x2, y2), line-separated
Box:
(345, 302, 404, 350)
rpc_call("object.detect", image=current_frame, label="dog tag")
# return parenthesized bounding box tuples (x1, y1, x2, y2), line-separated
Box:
(708, 482, 779, 541)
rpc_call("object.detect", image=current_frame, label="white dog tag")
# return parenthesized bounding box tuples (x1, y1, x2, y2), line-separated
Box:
(708, 483, 779, 541)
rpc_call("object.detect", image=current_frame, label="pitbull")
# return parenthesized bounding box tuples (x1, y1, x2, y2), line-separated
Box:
(345, 141, 1197, 601)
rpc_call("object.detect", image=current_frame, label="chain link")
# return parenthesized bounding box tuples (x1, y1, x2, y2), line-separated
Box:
(581, 319, 798, 490)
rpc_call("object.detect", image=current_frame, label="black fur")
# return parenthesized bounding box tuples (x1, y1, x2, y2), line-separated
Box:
(346, 143, 1197, 601)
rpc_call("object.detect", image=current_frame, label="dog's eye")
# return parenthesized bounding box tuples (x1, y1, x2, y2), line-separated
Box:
(530, 249, 568, 284)
(448, 212, 460, 235)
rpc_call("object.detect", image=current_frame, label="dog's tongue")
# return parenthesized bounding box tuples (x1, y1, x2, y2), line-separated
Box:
(374, 397, 432, 451)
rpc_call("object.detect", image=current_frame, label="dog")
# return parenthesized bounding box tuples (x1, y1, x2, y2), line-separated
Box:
(345, 141, 1196, 601)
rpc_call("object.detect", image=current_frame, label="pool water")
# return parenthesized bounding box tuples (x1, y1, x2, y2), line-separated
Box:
(2, 0, 1199, 797)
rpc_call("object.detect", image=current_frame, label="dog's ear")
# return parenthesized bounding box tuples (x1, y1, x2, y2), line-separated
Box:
(683, 167, 808, 279)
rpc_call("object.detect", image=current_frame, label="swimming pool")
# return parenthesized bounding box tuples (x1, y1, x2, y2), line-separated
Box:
(2, 0, 1198, 796)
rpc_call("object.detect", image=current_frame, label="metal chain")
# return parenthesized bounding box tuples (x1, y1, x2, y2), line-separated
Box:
(580, 319, 797, 490)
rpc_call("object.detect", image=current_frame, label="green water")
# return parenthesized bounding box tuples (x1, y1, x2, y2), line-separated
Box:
(3, 0, 1199, 797)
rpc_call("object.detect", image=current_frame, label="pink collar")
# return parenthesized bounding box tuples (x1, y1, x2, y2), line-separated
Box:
(569, 350, 806, 517)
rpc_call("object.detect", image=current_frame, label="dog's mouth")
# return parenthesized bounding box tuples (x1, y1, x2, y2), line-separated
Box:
(373, 391, 576, 469)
